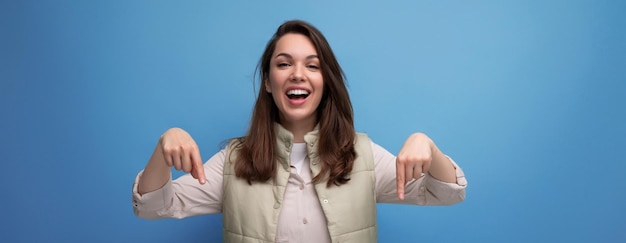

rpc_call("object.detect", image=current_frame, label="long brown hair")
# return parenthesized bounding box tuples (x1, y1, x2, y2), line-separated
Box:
(234, 19, 356, 187)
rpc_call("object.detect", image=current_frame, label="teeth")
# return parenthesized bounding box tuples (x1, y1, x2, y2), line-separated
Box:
(286, 89, 310, 95)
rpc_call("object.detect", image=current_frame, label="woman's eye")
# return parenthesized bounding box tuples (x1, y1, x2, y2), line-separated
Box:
(277, 63, 290, 68)
(307, 65, 319, 70)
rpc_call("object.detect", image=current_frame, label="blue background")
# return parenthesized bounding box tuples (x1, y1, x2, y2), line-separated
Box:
(1, 0, 625, 242)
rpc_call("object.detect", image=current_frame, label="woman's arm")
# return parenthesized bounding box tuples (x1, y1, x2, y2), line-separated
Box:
(395, 133, 456, 200)
(132, 128, 225, 219)
(137, 128, 206, 195)
(373, 136, 467, 205)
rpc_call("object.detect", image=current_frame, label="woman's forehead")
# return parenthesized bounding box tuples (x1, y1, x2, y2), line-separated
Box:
(273, 33, 318, 57)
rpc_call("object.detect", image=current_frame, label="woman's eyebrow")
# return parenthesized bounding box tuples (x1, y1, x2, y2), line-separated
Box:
(274, 53, 318, 60)
(274, 53, 292, 59)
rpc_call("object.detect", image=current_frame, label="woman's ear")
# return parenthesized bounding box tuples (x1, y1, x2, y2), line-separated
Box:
(264, 78, 271, 93)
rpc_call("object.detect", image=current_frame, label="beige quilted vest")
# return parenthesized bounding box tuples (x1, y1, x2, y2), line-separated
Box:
(222, 124, 377, 243)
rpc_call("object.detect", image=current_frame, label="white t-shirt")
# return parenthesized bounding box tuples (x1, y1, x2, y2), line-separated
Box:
(289, 143, 307, 174)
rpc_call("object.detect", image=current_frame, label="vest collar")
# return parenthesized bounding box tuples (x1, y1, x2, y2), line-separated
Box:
(274, 123, 320, 170)
(274, 122, 320, 148)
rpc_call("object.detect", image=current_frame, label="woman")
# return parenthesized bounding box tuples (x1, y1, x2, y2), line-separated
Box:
(132, 19, 467, 243)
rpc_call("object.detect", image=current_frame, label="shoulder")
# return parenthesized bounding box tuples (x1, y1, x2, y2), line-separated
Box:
(354, 133, 393, 158)
(355, 132, 371, 143)
(352, 132, 375, 171)
(222, 137, 245, 163)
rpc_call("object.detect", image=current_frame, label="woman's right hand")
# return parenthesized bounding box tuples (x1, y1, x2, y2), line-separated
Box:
(159, 127, 206, 184)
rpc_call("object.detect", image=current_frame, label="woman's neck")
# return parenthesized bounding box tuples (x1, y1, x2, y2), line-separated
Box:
(280, 118, 316, 143)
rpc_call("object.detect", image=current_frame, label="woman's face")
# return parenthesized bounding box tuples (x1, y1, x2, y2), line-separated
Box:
(265, 33, 324, 128)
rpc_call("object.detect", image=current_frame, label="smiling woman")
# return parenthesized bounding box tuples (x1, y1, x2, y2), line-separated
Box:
(131, 19, 467, 243)
(265, 33, 324, 142)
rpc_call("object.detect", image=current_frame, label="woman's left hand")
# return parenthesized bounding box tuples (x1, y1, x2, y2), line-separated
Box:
(395, 133, 434, 200)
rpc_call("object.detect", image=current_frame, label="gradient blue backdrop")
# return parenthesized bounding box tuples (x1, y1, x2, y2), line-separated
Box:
(1, 1, 624, 242)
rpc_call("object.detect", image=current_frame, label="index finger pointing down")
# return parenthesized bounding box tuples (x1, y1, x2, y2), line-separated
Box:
(396, 158, 405, 200)
(191, 149, 206, 184)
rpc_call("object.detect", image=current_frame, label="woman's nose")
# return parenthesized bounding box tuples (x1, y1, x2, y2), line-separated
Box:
(290, 65, 305, 82)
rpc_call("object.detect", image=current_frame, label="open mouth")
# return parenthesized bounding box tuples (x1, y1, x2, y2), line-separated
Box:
(286, 89, 310, 100)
